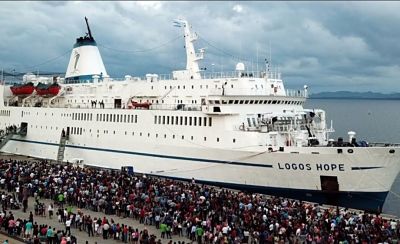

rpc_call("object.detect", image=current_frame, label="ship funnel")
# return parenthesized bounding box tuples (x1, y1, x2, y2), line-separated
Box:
(65, 17, 107, 83)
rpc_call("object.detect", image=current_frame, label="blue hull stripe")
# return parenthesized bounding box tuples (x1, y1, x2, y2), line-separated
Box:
(351, 166, 383, 170)
(9, 138, 273, 168)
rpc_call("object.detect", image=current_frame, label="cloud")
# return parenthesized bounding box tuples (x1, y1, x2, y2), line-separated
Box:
(232, 4, 243, 13)
(0, 1, 399, 92)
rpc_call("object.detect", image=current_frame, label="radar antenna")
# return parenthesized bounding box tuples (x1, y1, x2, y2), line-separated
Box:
(84, 16, 93, 39)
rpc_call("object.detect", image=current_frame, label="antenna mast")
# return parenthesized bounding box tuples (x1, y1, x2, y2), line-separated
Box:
(85, 17, 93, 39)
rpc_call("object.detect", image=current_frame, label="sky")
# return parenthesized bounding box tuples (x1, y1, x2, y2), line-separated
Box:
(0, 1, 399, 93)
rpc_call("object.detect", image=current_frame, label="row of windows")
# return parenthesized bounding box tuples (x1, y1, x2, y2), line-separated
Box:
(72, 113, 93, 121)
(209, 99, 304, 105)
(71, 112, 138, 123)
(68, 127, 235, 143)
(154, 115, 212, 127)
(97, 114, 138, 123)
(0, 110, 10, 116)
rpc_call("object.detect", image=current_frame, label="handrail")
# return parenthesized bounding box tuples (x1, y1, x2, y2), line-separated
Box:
(368, 142, 400, 147)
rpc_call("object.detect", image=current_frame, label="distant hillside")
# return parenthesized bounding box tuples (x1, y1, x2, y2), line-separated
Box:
(310, 91, 400, 99)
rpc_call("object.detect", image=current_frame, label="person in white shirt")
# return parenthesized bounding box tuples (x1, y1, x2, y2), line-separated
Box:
(48, 204, 53, 219)
(65, 219, 72, 235)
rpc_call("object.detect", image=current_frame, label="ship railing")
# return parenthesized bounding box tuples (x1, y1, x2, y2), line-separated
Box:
(110, 71, 278, 81)
(201, 71, 268, 79)
(207, 88, 307, 98)
(368, 142, 400, 147)
(149, 104, 202, 111)
(285, 89, 308, 98)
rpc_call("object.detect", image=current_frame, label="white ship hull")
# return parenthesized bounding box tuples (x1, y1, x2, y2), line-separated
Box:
(2, 18, 399, 212)
(1, 105, 399, 211)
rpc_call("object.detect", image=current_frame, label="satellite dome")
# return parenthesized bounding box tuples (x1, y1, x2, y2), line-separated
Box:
(236, 62, 245, 71)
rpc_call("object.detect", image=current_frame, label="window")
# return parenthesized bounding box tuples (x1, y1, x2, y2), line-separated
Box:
(193, 117, 197, 126)
(180, 116, 183, 125)
(135, 115, 138, 123)
(163, 116, 165, 124)
(204, 137, 207, 141)
(116, 115, 119, 123)
(175, 116, 179, 125)
(189, 117, 192, 126)
(182, 135, 184, 140)
(204, 117, 207, 126)
(217, 138, 219, 142)
(96, 114, 99, 121)
(198, 117, 202, 126)
(209, 117, 212, 127)
(158, 116, 161, 124)
(191, 136, 194, 140)
(113, 114, 116, 122)
(185, 117, 187, 126)
(154, 116, 157, 124)
(167, 116, 170, 125)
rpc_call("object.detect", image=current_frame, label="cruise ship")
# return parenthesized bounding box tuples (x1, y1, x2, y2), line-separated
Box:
(1, 18, 399, 212)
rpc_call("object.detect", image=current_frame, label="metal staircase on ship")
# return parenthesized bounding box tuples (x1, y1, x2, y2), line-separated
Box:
(56, 130, 69, 163)
(0, 126, 27, 150)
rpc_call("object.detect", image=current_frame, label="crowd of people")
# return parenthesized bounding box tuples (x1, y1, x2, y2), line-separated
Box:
(0, 158, 400, 244)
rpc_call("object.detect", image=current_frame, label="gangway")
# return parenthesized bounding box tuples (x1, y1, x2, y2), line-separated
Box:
(56, 129, 68, 163)
(0, 126, 25, 150)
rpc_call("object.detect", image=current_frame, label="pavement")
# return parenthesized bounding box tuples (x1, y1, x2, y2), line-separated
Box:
(0, 233, 23, 244)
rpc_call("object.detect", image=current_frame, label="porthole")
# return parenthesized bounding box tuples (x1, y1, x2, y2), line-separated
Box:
(389, 149, 395, 154)
(347, 149, 353, 153)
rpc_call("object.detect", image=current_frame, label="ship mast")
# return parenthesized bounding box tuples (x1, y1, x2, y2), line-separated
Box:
(174, 19, 204, 79)
(85, 16, 93, 40)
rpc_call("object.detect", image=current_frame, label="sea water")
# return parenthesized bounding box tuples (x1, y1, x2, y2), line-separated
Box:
(306, 99, 400, 217)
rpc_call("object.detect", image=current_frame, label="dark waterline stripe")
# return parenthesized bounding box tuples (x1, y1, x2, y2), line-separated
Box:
(351, 166, 383, 170)
(9, 138, 273, 168)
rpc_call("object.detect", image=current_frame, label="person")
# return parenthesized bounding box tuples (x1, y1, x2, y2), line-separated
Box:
(196, 225, 204, 244)
(46, 226, 53, 244)
(87, 216, 94, 237)
(25, 220, 33, 238)
(48, 204, 53, 219)
(65, 218, 72, 235)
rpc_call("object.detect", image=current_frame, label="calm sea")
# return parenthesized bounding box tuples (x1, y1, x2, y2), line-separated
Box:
(306, 99, 400, 217)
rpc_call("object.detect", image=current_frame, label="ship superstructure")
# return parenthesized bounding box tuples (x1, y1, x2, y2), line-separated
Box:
(0, 18, 399, 212)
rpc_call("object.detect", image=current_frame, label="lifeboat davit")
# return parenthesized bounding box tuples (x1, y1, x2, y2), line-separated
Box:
(10, 82, 35, 96)
(35, 82, 61, 96)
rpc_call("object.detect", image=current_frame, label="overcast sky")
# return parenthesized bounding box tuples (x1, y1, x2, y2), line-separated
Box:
(1, 1, 399, 93)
